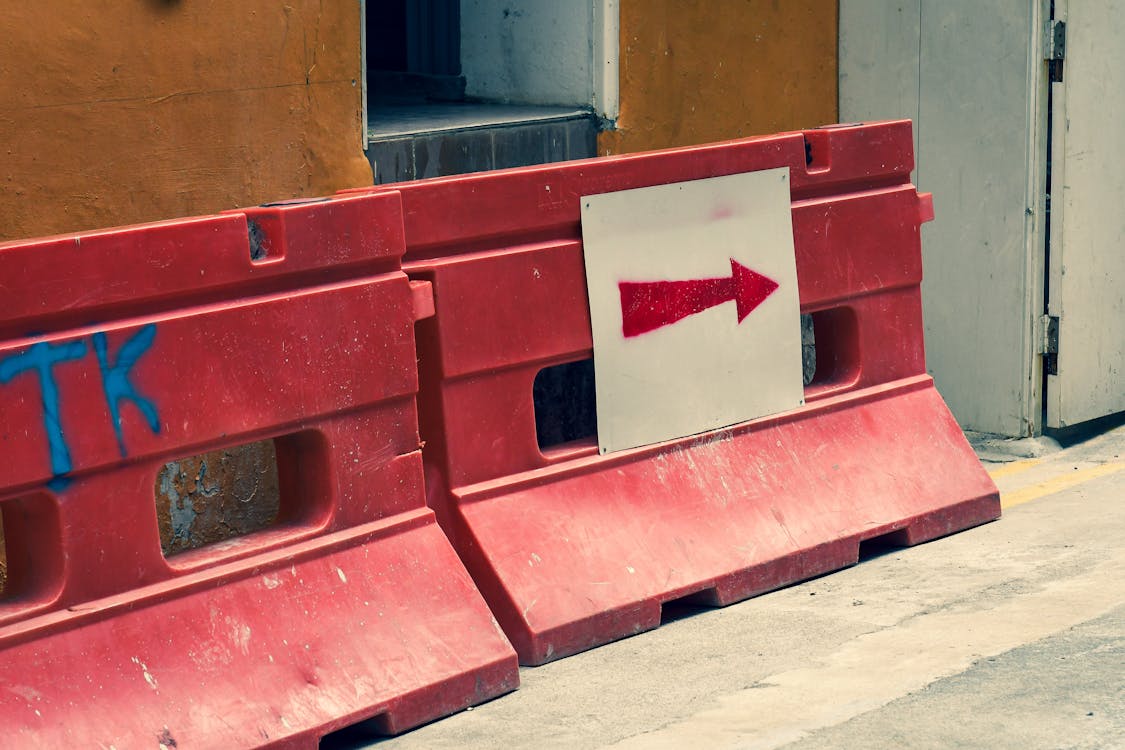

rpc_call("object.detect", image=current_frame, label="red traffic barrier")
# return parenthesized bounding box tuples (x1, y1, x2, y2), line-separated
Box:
(342, 120, 1000, 664)
(0, 195, 517, 746)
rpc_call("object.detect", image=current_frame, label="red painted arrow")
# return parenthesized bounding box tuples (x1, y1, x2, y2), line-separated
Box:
(618, 259, 779, 338)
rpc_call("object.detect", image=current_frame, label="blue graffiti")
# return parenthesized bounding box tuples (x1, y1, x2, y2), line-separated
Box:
(93, 324, 161, 457)
(0, 339, 88, 487)
(0, 324, 160, 489)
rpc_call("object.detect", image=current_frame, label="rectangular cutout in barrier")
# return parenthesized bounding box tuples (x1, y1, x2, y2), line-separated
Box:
(857, 529, 912, 562)
(534, 359, 598, 451)
(659, 589, 721, 625)
(319, 714, 392, 749)
(0, 493, 62, 610)
(804, 307, 861, 393)
(801, 313, 816, 386)
(156, 439, 282, 558)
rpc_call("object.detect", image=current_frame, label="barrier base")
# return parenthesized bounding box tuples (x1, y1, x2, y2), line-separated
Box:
(0, 510, 518, 748)
(447, 377, 1000, 665)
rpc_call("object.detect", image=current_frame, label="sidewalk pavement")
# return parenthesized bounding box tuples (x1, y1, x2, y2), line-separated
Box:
(332, 417, 1125, 750)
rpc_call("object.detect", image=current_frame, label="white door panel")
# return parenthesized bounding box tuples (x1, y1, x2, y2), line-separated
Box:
(1047, 0, 1125, 427)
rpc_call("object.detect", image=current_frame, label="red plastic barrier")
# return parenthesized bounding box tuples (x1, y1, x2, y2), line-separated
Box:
(342, 121, 1001, 665)
(0, 194, 517, 747)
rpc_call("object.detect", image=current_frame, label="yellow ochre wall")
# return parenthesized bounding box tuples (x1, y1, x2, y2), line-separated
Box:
(0, 2, 372, 242)
(601, 0, 839, 155)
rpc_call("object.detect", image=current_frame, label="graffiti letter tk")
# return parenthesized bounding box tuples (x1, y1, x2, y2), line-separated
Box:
(0, 339, 88, 487)
(94, 323, 161, 457)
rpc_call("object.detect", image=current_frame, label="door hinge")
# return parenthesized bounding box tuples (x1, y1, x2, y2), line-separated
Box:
(1044, 20, 1066, 61)
(1038, 314, 1060, 354)
(1039, 314, 1060, 375)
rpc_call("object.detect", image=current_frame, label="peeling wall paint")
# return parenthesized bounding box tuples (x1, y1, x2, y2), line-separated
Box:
(155, 441, 281, 557)
(159, 461, 198, 549)
(0, 2, 372, 241)
(599, 0, 838, 155)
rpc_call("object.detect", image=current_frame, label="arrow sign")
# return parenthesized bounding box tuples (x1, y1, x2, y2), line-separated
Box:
(618, 258, 779, 338)
(581, 168, 802, 454)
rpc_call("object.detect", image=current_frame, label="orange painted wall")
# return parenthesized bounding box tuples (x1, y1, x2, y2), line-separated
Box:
(601, 0, 838, 155)
(0, 2, 371, 242)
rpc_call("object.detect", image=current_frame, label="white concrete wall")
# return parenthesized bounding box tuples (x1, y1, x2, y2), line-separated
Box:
(460, 0, 595, 107)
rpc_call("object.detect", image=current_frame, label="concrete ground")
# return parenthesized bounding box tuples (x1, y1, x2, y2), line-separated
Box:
(341, 417, 1125, 750)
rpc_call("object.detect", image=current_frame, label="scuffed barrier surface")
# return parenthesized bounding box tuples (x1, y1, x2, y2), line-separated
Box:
(0, 519, 6, 594)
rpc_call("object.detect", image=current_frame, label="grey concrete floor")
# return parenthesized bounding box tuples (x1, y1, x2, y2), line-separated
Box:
(347, 419, 1125, 749)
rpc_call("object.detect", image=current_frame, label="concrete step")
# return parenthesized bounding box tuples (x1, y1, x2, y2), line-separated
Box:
(366, 103, 598, 184)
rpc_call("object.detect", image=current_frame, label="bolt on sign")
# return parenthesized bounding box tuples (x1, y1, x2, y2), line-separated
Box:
(581, 168, 804, 454)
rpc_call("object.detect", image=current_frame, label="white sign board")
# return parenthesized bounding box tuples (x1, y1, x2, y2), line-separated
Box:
(580, 168, 804, 454)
